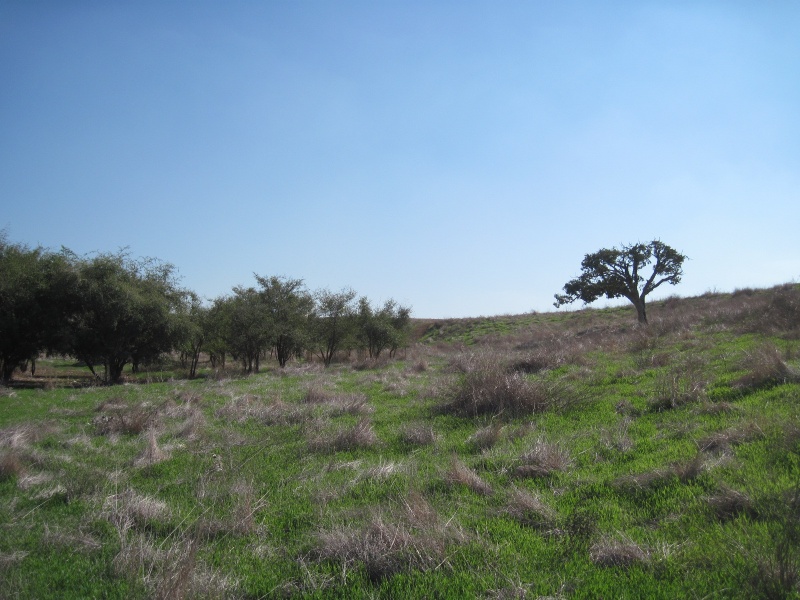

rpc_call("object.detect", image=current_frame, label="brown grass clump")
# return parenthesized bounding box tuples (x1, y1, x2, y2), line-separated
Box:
(399, 422, 439, 447)
(502, 486, 557, 531)
(698, 421, 764, 454)
(445, 457, 493, 495)
(94, 401, 154, 436)
(41, 524, 102, 554)
(302, 386, 373, 415)
(706, 484, 755, 521)
(648, 368, 706, 412)
(513, 438, 572, 479)
(438, 361, 581, 419)
(0, 451, 25, 481)
(309, 419, 380, 453)
(733, 343, 798, 391)
(133, 430, 169, 468)
(589, 535, 650, 568)
(313, 491, 464, 582)
(467, 423, 504, 451)
(103, 489, 171, 533)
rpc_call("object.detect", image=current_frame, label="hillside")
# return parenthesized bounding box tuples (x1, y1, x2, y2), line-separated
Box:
(1, 284, 799, 598)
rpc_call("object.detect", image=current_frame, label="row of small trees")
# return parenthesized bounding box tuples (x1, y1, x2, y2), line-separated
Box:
(0, 234, 410, 384)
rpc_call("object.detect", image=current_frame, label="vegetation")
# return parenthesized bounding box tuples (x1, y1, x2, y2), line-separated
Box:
(1, 283, 799, 598)
(555, 240, 687, 323)
(0, 236, 410, 384)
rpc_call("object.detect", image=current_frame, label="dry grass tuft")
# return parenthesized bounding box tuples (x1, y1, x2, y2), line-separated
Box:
(309, 419, 380, 453)
(0, 423, 41, 450)
(94, 401, 154, 436)
(103, 489, 171, 533)
(313, 491, 464, 582)
(589, 535, 650, 568)
(399, 422, 439, 447)
(502, 486, 557, 531)
(514, 438, 572, 479)
(445, 457, 493, 495)
(438, 356, 581, 419)
(0, 451, 25, 481)
(648, 368, 706, 412)
(41, 524, 103, 554)
(698, 422, 764, 454)
(733, 343, 798, 390)
(467, 423, 504, 451)
(706, 485, 755, 521)
(133, 429, 169, 468)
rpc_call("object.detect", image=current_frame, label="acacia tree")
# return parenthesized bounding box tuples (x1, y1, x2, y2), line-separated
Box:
(0, 235, 77, 383)
(176, 291, 207, 378)
(554, 240, 686, 324)
(64, 251, 186, 384)
(355, 297, 412, 359)
(223, 288, 270, 374)
(311, 287, 357, 366)
(254, 275, 313, 368)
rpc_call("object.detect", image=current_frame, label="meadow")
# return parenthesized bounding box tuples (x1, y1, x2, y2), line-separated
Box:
(1, 285, 799, 599)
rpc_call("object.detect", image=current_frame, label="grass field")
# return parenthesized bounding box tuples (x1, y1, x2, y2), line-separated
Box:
(1, 285, 799, 599)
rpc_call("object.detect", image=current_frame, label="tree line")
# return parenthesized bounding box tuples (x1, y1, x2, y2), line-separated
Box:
(0, 234, 411, 385)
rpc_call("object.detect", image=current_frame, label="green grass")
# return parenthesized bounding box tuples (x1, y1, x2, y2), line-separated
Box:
(1, 285, 799, 598)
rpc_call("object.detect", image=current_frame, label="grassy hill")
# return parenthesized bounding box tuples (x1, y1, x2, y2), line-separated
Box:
(1, 284, 799, 598)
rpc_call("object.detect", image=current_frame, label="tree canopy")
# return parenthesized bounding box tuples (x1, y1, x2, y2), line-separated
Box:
(554, 240, 686, 324)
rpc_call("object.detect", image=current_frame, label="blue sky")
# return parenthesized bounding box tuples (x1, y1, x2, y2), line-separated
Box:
(2, 1, 798, 318)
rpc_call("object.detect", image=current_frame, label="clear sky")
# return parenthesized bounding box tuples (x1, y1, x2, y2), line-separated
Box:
(2, 1, 798, 318)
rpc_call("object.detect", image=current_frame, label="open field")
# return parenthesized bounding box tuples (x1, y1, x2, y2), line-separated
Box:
(1, 285, 799, 598)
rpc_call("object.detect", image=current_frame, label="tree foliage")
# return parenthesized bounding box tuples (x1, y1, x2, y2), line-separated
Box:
(356, 297, 412, 359)
(554, 240, 686, 324)
(0, 235, 76, 383)
(0, 233, 412, 382)
(254, 275, 314, 368)
(311, 287, 357, 366)
(63, 251, 186, 384)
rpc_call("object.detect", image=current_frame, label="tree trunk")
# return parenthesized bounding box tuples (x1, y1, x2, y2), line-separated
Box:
(633, 298, 648, 324)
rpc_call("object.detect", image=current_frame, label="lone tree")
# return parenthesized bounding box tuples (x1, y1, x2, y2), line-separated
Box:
(554, 240, 686, 324)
